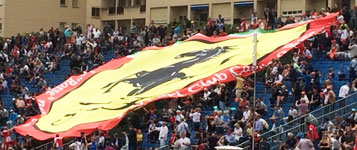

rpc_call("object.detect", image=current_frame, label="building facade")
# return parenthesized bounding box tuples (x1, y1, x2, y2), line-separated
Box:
(0, 0, 87, 37)
(0, 0, 357, 37)
(88, 0, 357, 33)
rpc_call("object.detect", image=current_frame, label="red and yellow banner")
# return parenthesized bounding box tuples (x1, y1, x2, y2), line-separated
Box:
(15, 13, 337, 140)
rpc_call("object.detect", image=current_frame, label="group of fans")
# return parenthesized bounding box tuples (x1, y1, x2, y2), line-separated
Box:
(0, 4, 356, 150)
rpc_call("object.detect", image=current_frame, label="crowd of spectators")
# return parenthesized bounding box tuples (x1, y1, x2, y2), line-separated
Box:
(0, 4, 356, 150)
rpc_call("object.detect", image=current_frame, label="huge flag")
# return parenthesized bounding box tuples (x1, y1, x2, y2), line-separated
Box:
(15, 13, 337, 140)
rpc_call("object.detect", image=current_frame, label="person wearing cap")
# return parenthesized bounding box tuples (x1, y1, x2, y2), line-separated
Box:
(175, 110, 184, 124)
(348, 108, 357, 123)
(16, 115, 25, 125)
(6, 109, 17, 128)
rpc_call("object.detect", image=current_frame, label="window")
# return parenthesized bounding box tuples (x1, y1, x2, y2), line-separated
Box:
(59, 22, 66, 31)
(92, 8, 100, 17)
(117, 7, 124, 14)
(118, 0, 125, 14)
(72, 0, 78, 8)
(0, 23, 2, 31)
(140, 4, 146, 12)
(134, 0, 140, 6)
(118, 0, 125, 7)
(125, 0, 131, 7)
(60, 0, 66, 6)
(109, 7, 116, 15)
(179, 16, 187, 22)
(282, 10, 302, 17)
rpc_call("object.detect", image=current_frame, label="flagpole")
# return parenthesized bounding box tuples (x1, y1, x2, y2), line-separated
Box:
(252, 32, 257, 150)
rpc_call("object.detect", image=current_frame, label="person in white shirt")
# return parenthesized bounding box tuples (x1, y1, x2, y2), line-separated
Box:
(93, 28, 101, 39)
(98, 133, 105, 149)
(349, 40, 357, 58)
(233, 123, 243, 141)
(338, 83, 350, 98)
(189, 108, 201, 131)
(121, 132, 129, 150)
(69, 139, 81, 150)
(242, 106, 251, 122)
(152, 34, 161, 46)
(338, 14, 344, 24)
(288, 106, 298, 119)
(305, 49, 312, 59)
(274, 73, 283, 83)
(157, 122, 169, 147)
(175, 110, 185, 123)
(300, 91, 309, 104)
(176, 119, 188, 136)
(201, 88, 211, 107)
(174, 132, 191, 150)
(331, 133, 341, 150)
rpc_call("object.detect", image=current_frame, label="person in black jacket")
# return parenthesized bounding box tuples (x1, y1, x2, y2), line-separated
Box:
(128, 126, 137, 150)
(259, 137, 270, 150)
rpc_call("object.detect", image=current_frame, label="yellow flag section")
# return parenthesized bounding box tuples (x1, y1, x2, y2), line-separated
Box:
(33, 24, 307, 133)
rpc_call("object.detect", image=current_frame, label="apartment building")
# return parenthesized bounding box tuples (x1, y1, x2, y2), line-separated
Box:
(0, 0, 356, 37)
(0, 0, 86, 37)
(88, 0, 356, 33)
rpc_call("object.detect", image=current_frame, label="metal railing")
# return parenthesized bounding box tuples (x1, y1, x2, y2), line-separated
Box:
(157, 145, 194, 150)
(35, 140, 73, 150)
(239, 92, 357, 150)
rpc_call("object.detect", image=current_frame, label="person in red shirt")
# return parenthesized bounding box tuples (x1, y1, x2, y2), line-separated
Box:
(53, 134, 63, 150)
(307, 122, 319, 148)
(240, 18, 247, 32)
(219, 29, 227, 37)
(170, 131, 177, 145)
(1, 127, 13, 150)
